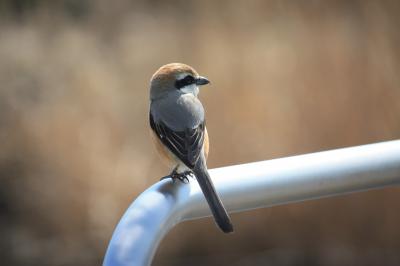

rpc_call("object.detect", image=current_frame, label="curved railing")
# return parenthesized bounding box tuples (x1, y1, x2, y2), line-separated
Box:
(103, 140, 400, 266)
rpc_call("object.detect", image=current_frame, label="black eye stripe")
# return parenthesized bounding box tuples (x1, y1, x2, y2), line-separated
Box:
(175, 75, 195, 89)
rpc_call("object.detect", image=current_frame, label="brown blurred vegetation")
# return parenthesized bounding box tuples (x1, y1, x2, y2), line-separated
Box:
(1, 0, 400, 265)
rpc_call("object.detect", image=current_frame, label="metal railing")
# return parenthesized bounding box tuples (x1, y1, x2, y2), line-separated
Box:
(103, 140, 400, 266)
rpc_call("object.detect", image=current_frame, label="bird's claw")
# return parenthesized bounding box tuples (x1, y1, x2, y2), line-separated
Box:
(160, 170, 193, 183)
(170, 170, 193, 183)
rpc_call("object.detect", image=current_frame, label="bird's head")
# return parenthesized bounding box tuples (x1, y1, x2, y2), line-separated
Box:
(150, 63, 210, 100)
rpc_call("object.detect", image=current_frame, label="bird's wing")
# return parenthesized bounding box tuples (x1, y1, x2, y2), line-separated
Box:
(150, 112, 204, 168)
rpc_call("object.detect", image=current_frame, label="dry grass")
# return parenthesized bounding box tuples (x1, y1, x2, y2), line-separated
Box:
(1, 1, 400, 265)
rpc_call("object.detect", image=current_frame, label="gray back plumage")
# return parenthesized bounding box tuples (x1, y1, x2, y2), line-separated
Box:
(150, 93, 204, 131)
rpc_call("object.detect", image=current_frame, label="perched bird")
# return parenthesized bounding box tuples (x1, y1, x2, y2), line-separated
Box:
(149, 63, 234, 233)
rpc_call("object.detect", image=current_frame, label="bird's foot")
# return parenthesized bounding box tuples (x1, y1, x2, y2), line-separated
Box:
(169, 170, 193, 183)
(160, 175, 172, 181)
(160, 169, 194, 183)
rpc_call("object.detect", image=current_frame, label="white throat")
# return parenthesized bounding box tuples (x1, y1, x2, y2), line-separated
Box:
(180, 83, 199, 97)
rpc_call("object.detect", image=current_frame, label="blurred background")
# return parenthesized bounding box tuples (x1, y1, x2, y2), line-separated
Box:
(1, 0, 400, 265)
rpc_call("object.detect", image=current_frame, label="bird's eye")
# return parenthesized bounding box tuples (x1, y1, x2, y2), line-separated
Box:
(175, 75, 195, 89)
(184, 75, 194, 83)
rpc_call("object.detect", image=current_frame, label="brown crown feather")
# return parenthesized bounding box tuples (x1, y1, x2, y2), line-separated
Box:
(151, 63, 199, 82)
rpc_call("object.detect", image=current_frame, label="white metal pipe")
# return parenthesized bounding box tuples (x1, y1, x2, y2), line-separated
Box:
(103, 140, 400, 266)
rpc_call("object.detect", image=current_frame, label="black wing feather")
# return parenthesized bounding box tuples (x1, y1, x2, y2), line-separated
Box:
(150, 112, 204, 168)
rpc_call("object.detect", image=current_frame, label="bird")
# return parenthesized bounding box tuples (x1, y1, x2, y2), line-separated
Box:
(149, 63, 234, 233)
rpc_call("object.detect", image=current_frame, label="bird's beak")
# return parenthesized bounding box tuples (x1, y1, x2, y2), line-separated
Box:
(196, 76, 210, 86)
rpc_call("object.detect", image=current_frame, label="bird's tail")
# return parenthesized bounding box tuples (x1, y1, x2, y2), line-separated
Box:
(193, 157, 234, 233)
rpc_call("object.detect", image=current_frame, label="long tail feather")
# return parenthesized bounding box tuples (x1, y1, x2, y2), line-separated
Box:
(193, 158, 233, 233)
